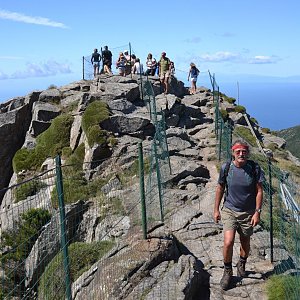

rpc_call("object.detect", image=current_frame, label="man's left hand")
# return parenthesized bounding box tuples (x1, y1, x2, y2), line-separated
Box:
(250, 212, 260, 227)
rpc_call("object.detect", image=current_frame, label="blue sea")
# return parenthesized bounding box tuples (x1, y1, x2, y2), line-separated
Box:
(216, 81, 300, 131)
(178, 73, 300, 131)
(1, 75, 299, 131)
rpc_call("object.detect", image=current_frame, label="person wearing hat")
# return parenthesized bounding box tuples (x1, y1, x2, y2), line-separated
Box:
(158, 52, 171, 94)
(214, 139, 265, 290)
(91, 48, 101, 77)
(187, 62, 200, 94)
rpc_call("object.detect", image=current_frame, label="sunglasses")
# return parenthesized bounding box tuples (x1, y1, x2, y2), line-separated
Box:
(234, 150, 248, 154)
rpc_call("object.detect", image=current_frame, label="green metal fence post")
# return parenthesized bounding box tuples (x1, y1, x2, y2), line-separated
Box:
(153, 140, 164, 222)
(218, 120, 223, 161)
(82, 56, 85, 80)
(55, 155, 72, 300)
(268, 156, 274, 262)
(138, 142, 147, 239)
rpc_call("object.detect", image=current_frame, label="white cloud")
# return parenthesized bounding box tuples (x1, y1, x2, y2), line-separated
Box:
(0, 9, 69, 28)
(0, 60, 72, 80)
(249, 55, 278, 64)
(200, 51, 240, 62)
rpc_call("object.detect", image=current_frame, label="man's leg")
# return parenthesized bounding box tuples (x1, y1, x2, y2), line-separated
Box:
(220, 229, 236, 290)
(237, 234, 250, 277)
(223, 229, 236, 263)
(164, 76, 169, 94)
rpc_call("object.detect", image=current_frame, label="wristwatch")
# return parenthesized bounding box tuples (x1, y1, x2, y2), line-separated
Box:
(255, 208, 262, 213)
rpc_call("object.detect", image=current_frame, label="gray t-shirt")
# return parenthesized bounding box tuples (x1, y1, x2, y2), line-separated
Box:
(218, 160, 265, 212)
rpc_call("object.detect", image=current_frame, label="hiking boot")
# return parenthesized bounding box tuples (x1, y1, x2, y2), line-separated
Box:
(236, 259, 246, 277)
(220, 267, 233, 290)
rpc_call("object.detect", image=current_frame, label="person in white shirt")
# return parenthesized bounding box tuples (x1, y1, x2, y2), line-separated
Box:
(132, 58, 144, 75)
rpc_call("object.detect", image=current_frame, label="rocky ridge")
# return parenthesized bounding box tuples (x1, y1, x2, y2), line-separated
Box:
(0, 73, 297, 299)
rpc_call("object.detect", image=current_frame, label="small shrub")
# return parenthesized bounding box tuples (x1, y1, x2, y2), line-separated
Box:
(250, 117, 258, 125)
(226, 97, 236, 104)
(261, 127, 271, 134)
(81, 101, 109, 133)
(266, 274, 300, 300)
(48, 84, 57, 89)
(13, 148, 35, 173)
(12, 114, 74, 172)
(234, 105, 246, 114)
(86, 126, 108, 147)
(220, 93, 236, 104)
(266, 143, 278, 152)
(219, 109, 229, 121)
(38, 241, 114, 300)
(15, 179, 47, 203)
(1, 208, 51, 262)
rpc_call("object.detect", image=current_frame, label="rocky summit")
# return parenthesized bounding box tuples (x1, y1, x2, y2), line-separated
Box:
(0, 73, 299, 299)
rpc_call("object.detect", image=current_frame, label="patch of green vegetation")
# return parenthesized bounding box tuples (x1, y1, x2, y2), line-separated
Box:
(65, 143, 85, 171)
(62, 146, 72, 159)
(81, 101, 110, 147)
(265, 143, 278, 152)
(48, 84, 57, 89)
(234, 105, 246, 114)
(219, 109, 229, 121)
(1, 208, 51, 297)
(15, 179, 47, 203)
(1, 208, 51, 262)
(220, 93, 236, 104)
(233, 127, 256, 147)
(266, 274, 300, 300)
(86, 125, 108, 146)
(13, 114, 74, 173)
(250, 117, 258, 125)
(38, 241, 114, 300)
(261, 127, 271, 134)
(61, 99, 80, 114)
(276, 125, 300, 160)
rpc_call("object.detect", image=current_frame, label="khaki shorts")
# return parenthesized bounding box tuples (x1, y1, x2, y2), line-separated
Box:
(221, 206, 254, 236)
(160, 71, 170, 80)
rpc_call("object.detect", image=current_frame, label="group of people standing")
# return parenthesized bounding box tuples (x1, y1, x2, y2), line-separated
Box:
(91, 47, 199, 95)
(91, 46, 113, 77)
(114, 50, 175, 94)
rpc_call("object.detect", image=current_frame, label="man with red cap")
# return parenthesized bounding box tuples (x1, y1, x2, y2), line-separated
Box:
(214, 139, 265, 290)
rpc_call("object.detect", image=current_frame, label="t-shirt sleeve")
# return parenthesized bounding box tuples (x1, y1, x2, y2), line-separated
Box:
(218, 163, 227, 185)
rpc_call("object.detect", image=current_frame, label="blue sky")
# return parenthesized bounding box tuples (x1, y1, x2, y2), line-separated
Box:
(1, 0, 300, 102)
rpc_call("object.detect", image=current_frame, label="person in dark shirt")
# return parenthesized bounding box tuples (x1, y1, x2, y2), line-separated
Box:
(214, 140, 264, 290)
(91, 48, 101, 77)
(102, 46, 113, 75)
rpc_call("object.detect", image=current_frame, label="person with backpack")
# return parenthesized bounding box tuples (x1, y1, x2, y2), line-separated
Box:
(213, 140, 265, 290)
(187, 62, 200, 94)
(102, 45, 113, 74)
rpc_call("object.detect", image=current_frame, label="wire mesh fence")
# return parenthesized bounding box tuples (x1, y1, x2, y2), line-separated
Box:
(0, 74, 172, 299)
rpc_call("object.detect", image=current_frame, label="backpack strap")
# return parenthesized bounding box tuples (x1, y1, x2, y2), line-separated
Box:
(223, 160, 232, 197)
(247, 160, 258, 183)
